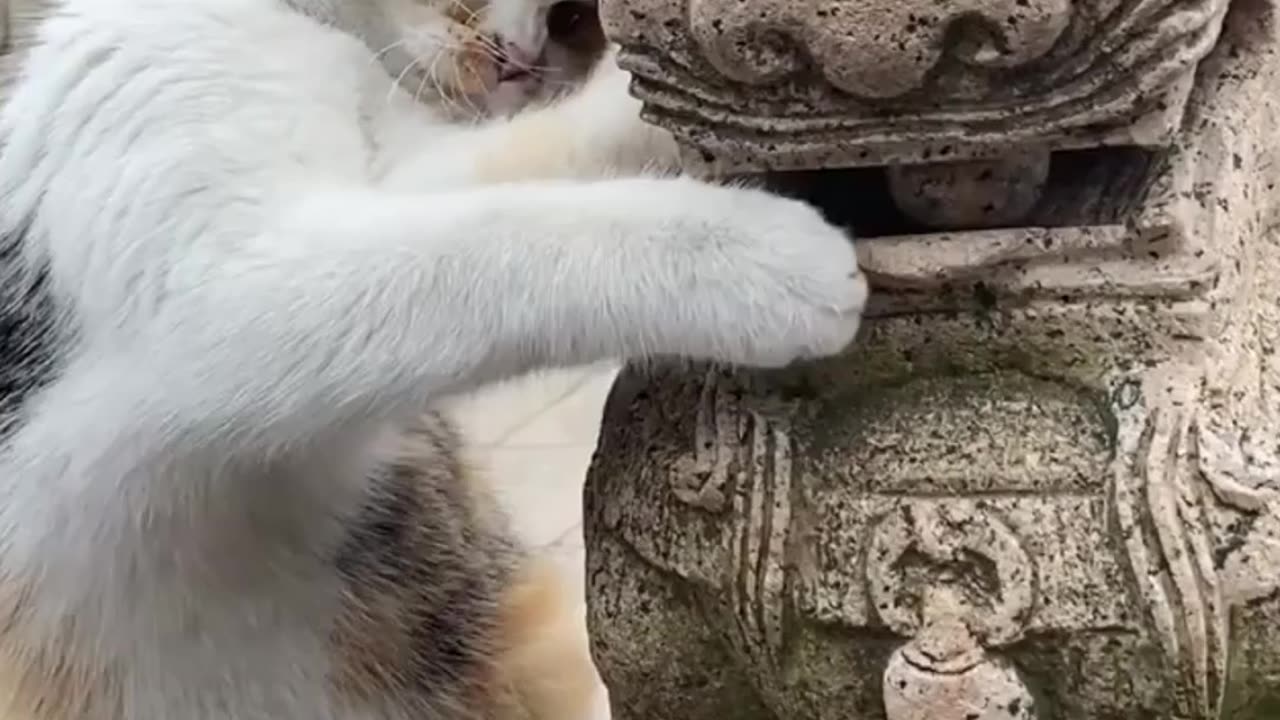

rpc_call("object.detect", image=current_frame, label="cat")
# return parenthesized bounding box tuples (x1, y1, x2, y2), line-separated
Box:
(0, 0, 868, 717)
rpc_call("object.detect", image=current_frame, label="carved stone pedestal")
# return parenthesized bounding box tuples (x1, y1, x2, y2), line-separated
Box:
(585, 0, 1280, 718)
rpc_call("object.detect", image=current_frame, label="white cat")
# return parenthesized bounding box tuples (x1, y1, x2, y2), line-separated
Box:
(0, 0, 867, 718)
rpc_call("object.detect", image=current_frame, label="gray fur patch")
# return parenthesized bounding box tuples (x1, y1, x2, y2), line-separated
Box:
(332, 413, 520, 711)
(0, 223, 62, 442)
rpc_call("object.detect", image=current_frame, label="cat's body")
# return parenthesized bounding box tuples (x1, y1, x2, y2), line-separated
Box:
(0, 0, 866, 717)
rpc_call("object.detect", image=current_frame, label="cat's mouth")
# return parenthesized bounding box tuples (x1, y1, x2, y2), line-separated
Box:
(496, 66, 535, 84)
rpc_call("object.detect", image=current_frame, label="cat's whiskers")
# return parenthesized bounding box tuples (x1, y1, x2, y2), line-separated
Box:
(383, 28, 479, 109)
(466, 31, 504, 59)
(386, 52, 427, 105)
(407, 22, 509, 119)
(331, 7, 574, 116)
(449, 55, 486, 118)
(443, 0, 476, 22)
(366, 38, 411, 71)
(444, 0, 487, 34)
(436, 9, 505, 69)
(411, 60, 435, 107)
(424, 49, 465, 118)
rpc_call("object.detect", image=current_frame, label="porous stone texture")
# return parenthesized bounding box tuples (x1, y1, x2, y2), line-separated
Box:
(602, 0, 1231, 171)
(586, 0, 1280, 718)
(884, 149, 1051, 229)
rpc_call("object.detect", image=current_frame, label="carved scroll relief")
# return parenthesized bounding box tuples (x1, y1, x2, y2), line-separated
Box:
(601, 0, 1232, 168)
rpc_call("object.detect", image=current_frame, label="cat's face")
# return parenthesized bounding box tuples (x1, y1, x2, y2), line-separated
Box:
(366, 0, 608, 116)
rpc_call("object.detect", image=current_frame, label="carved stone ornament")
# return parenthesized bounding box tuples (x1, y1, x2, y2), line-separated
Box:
(585, 0, 1280, 718)
(603, 0, 1233, 171)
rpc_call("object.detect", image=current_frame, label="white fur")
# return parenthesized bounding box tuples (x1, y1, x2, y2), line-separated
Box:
(0, 0, 866, 717)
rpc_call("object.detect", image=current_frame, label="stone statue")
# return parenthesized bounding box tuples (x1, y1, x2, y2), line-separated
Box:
(584, 0, 1280, 717)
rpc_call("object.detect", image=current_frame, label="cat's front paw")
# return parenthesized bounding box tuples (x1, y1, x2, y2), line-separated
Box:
(691, 187, 868, 367)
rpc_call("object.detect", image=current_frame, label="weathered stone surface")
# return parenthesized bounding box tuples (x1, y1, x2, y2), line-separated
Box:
(601, 0, 1233, 171)
(587, 0, 1280, 718)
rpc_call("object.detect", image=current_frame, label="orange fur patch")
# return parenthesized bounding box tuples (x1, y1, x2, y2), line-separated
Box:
(0, 582, 121, 719)
(472, 112, 579, 184)
(490, 559, 600, 720)
(436, 3, 501, 100)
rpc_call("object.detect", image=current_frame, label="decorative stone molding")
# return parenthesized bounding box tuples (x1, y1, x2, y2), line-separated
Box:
(585, 0, 1280, 718)
(602, 0, 1233, 170)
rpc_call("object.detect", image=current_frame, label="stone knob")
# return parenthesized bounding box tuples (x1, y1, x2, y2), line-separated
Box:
(883, 617, 1037, 720)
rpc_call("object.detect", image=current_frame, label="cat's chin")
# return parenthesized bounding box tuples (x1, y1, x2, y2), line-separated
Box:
(481, 79, 542, 118)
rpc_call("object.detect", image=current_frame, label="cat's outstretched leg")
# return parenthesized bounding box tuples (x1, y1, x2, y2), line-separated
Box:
(95, 176, 862, 453)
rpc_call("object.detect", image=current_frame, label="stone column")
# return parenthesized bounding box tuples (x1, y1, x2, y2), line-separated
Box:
(584, 0, 1280, 718)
